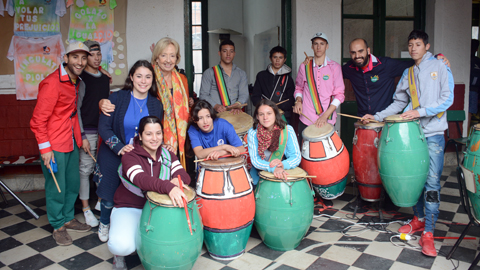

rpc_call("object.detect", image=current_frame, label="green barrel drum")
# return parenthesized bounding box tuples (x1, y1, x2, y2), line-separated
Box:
(136, 189, 203, 270)
(378, 115, 430, 207)
(254, 167, 314, 251)
(462, 124, 480, 220)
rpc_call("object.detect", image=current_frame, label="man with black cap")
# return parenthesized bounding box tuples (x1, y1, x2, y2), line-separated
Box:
(76, 40, 110, 233)
(30, 40, 92, 246)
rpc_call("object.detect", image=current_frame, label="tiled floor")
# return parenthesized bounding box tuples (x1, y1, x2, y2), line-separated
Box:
(1, 166, 480, 270)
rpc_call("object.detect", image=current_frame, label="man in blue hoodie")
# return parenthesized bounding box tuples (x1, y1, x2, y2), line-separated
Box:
(364, 30, 454, 257)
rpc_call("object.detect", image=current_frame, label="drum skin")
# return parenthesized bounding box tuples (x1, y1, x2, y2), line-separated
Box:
(254, 170, 314, 251)
(352, 123, 383, 202)
(196, 158, 255, 260)
(136, 198, 203, 270)
(463, 126, 480, 220)
(378, 118, 429, 207)
(301, 126, 349, 199)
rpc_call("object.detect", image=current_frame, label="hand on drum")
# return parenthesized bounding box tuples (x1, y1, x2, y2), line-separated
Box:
(314, 114, 328, 128)
(269, 159, 283, 168)
(162, 144, 175, 153)
(99, 99, 115, 116)
(361, 114, 375, 124)
(206, 150, 221, 160)
(168, 186, 188, 207)
(171, 177, 191, 190)
(119, 144, 134, 155)
(273, 166, 288, 180)
(214, 104, 227, 113)
(224, 145, 240, 157)
(400, 110, 420, 120)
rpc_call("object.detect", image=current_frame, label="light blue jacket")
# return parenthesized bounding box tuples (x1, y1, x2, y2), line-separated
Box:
(374, 52, 454, 137)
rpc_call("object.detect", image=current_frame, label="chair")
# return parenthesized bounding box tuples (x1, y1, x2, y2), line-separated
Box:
(445, 110, 467, 165)
(447, 166, 480, 269)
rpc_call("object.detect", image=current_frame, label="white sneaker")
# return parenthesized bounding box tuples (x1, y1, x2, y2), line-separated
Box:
(95, 201, 101, 211)
(112, 255, 127, 270)
(84, 210, 99, 227)
(98, 222, 109, 242)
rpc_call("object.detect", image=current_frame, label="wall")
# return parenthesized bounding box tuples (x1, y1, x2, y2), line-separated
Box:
(207, 0, 245, 72)
(126, 0, 185, 69)
(426, 0, 472, 136)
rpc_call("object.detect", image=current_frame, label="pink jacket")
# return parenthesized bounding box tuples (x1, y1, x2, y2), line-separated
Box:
(294, 58, 345, 125)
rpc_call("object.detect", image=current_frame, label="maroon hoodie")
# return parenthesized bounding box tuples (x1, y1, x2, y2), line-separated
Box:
(114, 137, 191, 209)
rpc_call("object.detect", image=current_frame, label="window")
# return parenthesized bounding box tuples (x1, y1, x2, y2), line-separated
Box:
(342, 0, 424, 63)
(192, 1, 203, 95)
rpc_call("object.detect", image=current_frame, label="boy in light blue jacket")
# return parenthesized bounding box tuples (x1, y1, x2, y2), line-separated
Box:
(364, 30, 454, 257)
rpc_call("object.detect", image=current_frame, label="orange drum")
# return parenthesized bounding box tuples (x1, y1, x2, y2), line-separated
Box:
(300, 124, 350, 199)
(217, 111, 254, 169)
(196, 157, 255, 260)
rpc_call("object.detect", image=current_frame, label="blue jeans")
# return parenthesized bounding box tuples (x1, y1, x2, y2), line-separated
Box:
(100, 199, 114, 225)
(413, 134, 445, 233)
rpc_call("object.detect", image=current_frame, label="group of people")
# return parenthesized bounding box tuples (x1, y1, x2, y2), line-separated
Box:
(29, 27, 453, 270)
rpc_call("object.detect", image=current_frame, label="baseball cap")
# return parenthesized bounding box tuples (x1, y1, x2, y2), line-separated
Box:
(83, 40, 101, 51)
(65, 40, 91, 55)
(311, 32, 329, 43)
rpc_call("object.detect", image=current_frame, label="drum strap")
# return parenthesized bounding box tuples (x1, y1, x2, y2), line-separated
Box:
(305, 60, 332, 120)
(408, 66, 444, 118)
(269, 126, 288, 162)
(213, 65, 231, 106)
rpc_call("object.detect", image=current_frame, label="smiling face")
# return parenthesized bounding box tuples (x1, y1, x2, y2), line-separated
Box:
(349, 39, 370, 68)
(257, 105, 276, 130)
(64, 51, 88, 79)
(311, 38, 329, 58)
(408, 38, 430, 64)
(130, 66, 153, 96)
(87, 46, 102, 70)
(196, 108, 214, 133)
(219, 44, 236, 65)
(139, 123, 163, 154)
(270, 52, 286, 71)
(156, 44, 177, 73)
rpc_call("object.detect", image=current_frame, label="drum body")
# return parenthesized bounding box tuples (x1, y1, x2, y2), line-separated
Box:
(352, 121, 384, 202)
(301, 124, 350, 199)
(218, 111, 254, 169)
(196, 157, 255, 260)
(254, 168, 314, 251)
(463, 125, 480, 220)
(137, 189, 203, 270)
(378, 115, 429, 207)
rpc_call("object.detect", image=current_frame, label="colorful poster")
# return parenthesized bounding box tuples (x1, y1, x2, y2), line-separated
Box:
(68, 0, 116, 43)
(6, 0, 66, 37)
(7, 35, 65, 100)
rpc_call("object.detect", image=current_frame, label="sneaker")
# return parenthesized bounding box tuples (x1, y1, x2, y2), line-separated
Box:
(95, 200, 101, 211)
(398, 216, 425, 234)
(112, 255, 127, 270)
(64, 218, 91, 232)
(419, 232, 437, 257)
(53, 226, 73, 246)
(84, 210, 99, 227)
(98, 222, 110, 242)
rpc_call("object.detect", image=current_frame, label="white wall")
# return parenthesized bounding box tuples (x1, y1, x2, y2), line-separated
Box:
(426, 0, 471, 135)
(207, 0, 245, 72)
(126, 0, 185, 69)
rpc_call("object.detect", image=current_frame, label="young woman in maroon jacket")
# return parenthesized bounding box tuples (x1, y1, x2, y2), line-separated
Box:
(107, 116, 190, 269)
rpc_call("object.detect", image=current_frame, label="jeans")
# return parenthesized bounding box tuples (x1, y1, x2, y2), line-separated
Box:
(413, 134, 444, 233)
(100, 199, 114, 225)
(79, 133, 98, 201)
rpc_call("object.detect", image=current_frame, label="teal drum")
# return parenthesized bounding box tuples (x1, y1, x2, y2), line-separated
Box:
(255, 167, 314, 251)
(136, 189, 203, 270)
(378, 115, 430, 207)
(461, 124, 480, 220)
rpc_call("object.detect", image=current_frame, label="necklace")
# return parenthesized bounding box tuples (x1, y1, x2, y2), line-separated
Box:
(132, 92, 147, 113)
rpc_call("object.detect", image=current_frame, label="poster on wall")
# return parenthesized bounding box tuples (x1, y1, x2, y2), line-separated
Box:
(6, 0, 66, 37)
(7, 34, 65, 100)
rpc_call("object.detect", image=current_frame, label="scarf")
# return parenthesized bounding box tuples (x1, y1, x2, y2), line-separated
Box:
(154, 64, 189, 168)
(257, 124, 281, 160)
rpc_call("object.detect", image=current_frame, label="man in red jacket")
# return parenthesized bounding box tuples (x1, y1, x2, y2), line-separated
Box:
(30, 40, 92, 246)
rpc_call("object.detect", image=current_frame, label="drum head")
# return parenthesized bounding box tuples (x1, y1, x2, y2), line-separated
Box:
(217, 111, 254, 134)
(259, 167, 308, 182)
(303, 123, 334, 140)
(146, 187, 196, 207)
(384, 114, 415, 123)
(200, 156, 245, 168)
(354, 120, 385, 129)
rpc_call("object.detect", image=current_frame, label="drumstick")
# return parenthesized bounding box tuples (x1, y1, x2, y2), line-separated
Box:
(304, 52, 309, 58)
(194, 151, 249, 163)
(433, 236, 476, 240)
(227, 103, 248, 110)
(292, 107, 315, 124)
(48, 165, 61, 193)
(178, 176, 193, 235)
(276, 99, 289, 106)
(337, 113, 380, 123)
(88, 152, 97, 163)
(287, 175, 317, 178)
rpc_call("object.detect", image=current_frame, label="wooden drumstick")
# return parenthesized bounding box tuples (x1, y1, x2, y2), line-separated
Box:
(292, 107, 315, 124)
(48, 165, 61, 193)
(276, 99, 289, 106)
(304, 51, 309, 58)
(337, 113, 380, 123)
(194, 151, 248, 163)
(178, 176, 193, 235)
(227, 103, 248, 110)
(88, 152, 97, 163)
(288, 175, 317, 178)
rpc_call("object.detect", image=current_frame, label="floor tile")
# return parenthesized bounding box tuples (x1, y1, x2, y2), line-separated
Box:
(438, 245, 476, 263)
(191, 255, 226, 270)
(248, 243, 284, 261)
(274, 250, 318, 269)
(0, 238, 23, 253)
(0, 244, 38, 265)
(1, 221, 37, 236)
(12, 227, 50, 244)
(7, 254, 53, 270)
(41, 245, 85, 263)
(0, 215, 24, 229)
(227, 253, 272, 270)
(27, 235, 58, 253)
(439, 201, 460, 213)
(306, 229, 343, 243)
(396, 248, 436, 269)
(320, 244, 362, 265)
(352, 253, 394, 270)
(58, 252, 103, 270)
(363, 241, 403, 261)
(86, 243, 113, 261)
(306, 257, 350, 270)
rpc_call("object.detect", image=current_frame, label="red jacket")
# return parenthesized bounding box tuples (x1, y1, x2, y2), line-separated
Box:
(30, 64, 82, 154)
